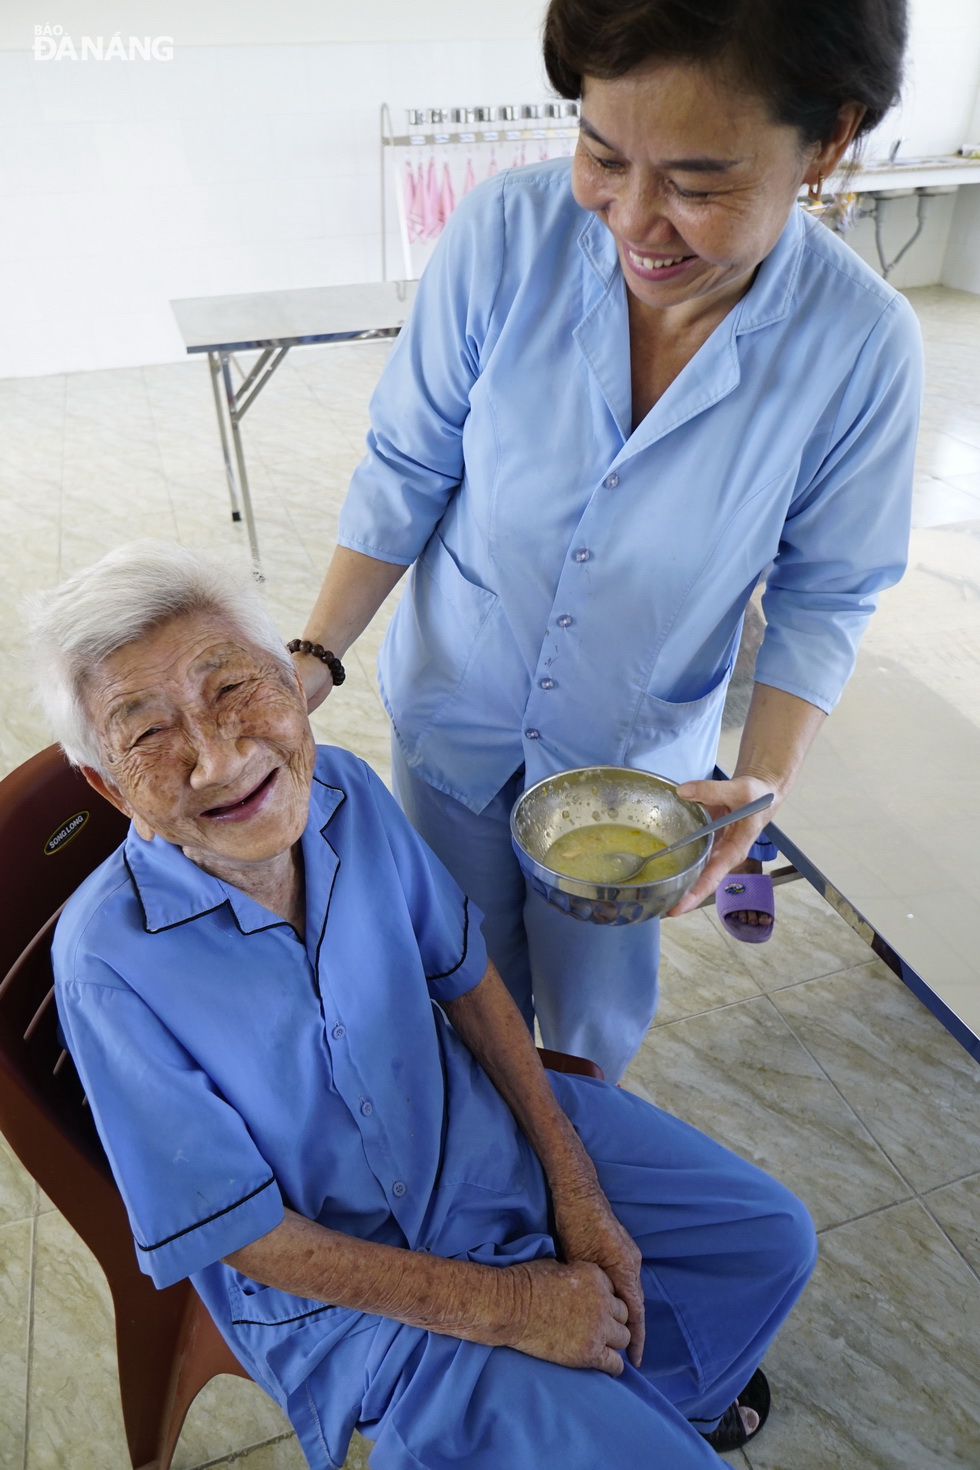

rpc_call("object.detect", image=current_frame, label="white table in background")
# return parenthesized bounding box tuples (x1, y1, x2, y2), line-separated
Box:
(170, 280, 418, 572)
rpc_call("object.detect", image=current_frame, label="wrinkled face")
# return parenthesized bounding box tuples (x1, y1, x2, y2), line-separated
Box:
(84, 612, 315, 879)
(571, 60, 818, 319)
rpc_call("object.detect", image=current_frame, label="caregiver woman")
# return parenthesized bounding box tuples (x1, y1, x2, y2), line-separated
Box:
(297, 0, 921, 1081)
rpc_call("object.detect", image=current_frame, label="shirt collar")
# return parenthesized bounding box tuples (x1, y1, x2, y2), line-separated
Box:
(577, 201, 804, 336)
(124, 762, 346, 935)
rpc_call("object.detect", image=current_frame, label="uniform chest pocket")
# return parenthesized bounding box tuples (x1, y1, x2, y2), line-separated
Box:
(626, 656, 735, 783)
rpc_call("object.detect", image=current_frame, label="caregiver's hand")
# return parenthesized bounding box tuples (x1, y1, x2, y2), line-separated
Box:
(507, 1257, 632, 1376)
(293, 655, 337, 713)
(552, 1185, 645, 1368)
(668, 774, 779, 916)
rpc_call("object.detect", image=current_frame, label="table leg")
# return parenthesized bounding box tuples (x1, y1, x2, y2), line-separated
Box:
(219, 351, 263, 578)
(208, 352, 242, 524)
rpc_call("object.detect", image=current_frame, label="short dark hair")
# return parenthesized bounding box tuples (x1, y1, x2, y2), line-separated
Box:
(543, 0, 907, 145)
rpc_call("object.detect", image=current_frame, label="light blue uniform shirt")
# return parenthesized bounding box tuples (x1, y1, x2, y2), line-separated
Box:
(52, 746, 818, 1468)
(339, 160, 923, 813)
(53, 749, 558, 1408)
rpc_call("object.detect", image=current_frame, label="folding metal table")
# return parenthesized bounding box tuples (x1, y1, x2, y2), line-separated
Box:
(170, 280, 418, 572)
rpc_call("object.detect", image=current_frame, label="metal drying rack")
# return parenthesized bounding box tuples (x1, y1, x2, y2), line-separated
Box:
(380, 101, 581, 279)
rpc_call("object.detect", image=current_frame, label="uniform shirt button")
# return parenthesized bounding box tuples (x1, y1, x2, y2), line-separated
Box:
(604, 472, 619, 489)
(524, 728, 541, 740)
(539, 677, 555, 690)
(557, 614, 573, 629)
(572, 547, 591, 563)
(331, 1024, 346, 1039)
(392, 1180, 407, 1197)
(360, 1099, 373, 1116)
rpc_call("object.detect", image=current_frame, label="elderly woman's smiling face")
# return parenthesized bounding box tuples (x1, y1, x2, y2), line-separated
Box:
(82, 611, 315, 883)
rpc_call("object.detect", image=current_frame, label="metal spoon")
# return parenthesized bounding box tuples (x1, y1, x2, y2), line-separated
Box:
(599, 793, 775, 883)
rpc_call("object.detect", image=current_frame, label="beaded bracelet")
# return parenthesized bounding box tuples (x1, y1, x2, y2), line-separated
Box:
(286, 639, 346, 686)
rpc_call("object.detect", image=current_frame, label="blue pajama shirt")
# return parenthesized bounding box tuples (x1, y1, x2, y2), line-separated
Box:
(54, 746, 815, 1469)
(336, 159, 923, 1074)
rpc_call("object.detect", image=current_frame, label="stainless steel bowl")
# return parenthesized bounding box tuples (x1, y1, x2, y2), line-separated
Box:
(510, 766, 711, 925)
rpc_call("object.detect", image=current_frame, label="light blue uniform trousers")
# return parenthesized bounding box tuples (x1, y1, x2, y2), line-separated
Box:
(392, 745, 779, 1081)
(287, 1076, 817, 1470)
(392, 746, 662, 1081)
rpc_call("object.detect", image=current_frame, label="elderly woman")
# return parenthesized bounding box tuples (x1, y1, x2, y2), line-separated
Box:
(295, 0, 921, 1081)
(34, 542, 816, 1468)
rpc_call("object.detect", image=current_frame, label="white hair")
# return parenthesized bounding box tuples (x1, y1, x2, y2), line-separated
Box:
(27, 540, 293, 773)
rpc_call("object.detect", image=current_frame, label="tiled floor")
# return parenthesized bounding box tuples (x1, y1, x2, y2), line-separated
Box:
(1, 289, 979, 1470)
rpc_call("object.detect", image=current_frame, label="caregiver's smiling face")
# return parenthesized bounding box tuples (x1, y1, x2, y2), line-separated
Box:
(572, 59, 819, 322)
(82, 611, 315, 882)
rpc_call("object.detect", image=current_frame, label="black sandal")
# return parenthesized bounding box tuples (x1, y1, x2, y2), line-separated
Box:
(699, 1368, 771, 1452)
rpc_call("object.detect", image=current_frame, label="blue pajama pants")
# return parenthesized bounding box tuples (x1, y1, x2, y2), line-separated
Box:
(287, 1076, 816, 1470)
(393, 746, 779, 1081)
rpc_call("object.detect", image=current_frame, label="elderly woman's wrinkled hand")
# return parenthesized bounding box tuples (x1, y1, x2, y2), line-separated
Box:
(551, 1186, 646, 1368)
(506, 1257, 633, 1377)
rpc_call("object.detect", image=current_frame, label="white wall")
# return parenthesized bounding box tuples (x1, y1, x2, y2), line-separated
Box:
(862, 0, 980, 160)
(835, 192, 961, 293)
(943, 50, 980, 293)
(0, 3, 548, 377)
(837, 0, 980, 291)
(944, 186, 980, 293)
(0, 0, 541, 48)
(1, 0, 978, 379)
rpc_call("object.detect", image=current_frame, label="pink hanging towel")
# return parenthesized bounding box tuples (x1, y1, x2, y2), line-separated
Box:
(462, 156, 476, 194)
(487, 148, 498, 178)
(424, 155, 442, 238)
(412, 162, 426, 238)
(403, 159, 420, 243)
(440, 160, 456, 223)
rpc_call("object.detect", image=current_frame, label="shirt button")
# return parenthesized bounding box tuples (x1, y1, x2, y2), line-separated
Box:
(360, 1099, 373, 1116)
(539, 677, 555, 690)
(331, 1024, 346, 1039)
(524, 728, 540, 740)
(572, 548, 591, 563)
(557, 614, 573, 629)
(392, 1180, 407, 1197)
(604, 472, 619, 489)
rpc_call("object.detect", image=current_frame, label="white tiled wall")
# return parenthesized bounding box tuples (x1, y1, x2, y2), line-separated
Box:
(866, 0, 980, 159)
(1, 0, 979, 379)
(0, 37, 546, 378)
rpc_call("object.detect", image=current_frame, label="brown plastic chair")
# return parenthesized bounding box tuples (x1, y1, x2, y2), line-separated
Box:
(0, 744, 602, 1470)
(0, 745, 250, 1470)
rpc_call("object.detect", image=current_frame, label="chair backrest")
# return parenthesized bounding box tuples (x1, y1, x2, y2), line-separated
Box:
(0, 744, 129, 977)
(0, 744, 131, 1234)
(0, 743, 602, 1466)
(0, 909, 128, 1236)
(0, 746, 248, 1470)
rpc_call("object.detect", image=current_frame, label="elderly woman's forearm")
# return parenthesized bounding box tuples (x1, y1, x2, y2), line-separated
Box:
(302, 545, 407, 659)
(224, 1209, 524, 1342)
(443, 965, 600, 1199)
